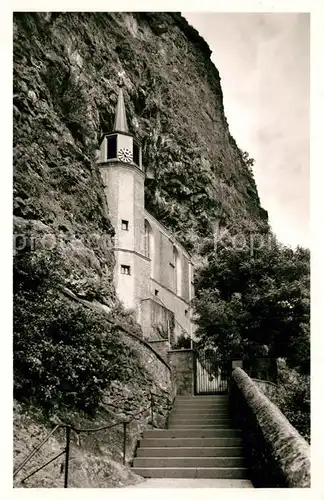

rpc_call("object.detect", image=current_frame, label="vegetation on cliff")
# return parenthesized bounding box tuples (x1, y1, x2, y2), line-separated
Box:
(13, 11, 269, 410)
(14, 244, 142, 415)
(13, 11, 268, 259)
(13, 242, 172, 487)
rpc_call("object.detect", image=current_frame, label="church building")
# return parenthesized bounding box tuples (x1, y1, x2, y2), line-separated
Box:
(97, 80, 194, 345)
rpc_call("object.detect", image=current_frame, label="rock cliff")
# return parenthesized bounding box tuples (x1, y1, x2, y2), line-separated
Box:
(13, 12, 269, 487)
(14, 12, 268, 302)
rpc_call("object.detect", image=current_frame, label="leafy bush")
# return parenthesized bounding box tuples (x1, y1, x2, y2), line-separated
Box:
(13, 246, 138, 414)
(270, 360, 310, 442)
(193, 236, 310, 440)
(194, 237, 310, 372)
(172, 333, 191, 350)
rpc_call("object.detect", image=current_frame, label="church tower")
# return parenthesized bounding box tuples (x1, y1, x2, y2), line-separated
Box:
(97, 77, 148, 312)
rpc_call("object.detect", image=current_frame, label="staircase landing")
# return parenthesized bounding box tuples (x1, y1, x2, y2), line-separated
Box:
(129, 478, 253, 488)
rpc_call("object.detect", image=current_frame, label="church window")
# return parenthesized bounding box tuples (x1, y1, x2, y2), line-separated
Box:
(173, 246, 182, 296)
(107, 135, 117, 160)
(172, 246, 177, 292)
(121, 220, 129, 231)
(144, 222, 150, 258)
(144, 220, 154, 277)
(121, 265, 131, 275)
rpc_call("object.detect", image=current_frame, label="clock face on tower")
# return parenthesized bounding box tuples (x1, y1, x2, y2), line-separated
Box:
(118, 148, 133, 163)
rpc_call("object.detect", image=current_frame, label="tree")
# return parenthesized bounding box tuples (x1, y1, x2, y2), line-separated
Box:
(193, 235, 310, 373)
(240, 150, 255, 175)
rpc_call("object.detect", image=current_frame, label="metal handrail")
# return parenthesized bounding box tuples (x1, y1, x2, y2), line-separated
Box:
(68, 402, 152, 434)
(14, 390, 173, 488)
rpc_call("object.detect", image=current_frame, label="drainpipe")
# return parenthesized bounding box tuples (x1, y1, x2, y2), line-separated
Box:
(189, 261, 194, 350)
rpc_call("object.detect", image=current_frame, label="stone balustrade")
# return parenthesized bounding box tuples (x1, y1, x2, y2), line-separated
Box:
(230, 367, 310, 488)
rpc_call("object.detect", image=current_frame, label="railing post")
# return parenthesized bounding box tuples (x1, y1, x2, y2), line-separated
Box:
(193, 349, 197, 395)
(122, 422, 127, 465)
(64, 426, 71, 488)
(150, 392, 154, 429)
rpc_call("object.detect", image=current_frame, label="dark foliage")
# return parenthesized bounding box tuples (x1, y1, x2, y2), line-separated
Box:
(194, 235, 310, 373)
(172, 332, 191, 350)
(13, 246, 139, 415)
(271, 360, 310, 442)
(194, 235, 310, 438)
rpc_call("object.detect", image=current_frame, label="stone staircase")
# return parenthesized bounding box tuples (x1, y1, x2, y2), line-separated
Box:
(132, 395, 250, 480)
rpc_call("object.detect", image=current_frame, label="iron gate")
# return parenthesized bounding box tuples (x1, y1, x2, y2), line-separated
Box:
(194, 350, 231, 394)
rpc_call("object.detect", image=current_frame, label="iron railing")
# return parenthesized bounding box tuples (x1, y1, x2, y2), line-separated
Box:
(194, 350, 231, 394)
(13, 391, 173, 488)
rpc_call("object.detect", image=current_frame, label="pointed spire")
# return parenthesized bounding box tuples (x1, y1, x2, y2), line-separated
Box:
(113, 74, 129, 133)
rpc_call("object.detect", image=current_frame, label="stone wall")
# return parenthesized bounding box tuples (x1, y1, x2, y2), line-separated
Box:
(149, 279, 192, 342)
(148, 339, 171, 362)
(168, 349, 195, 396)
(230, 367, 310, 488)
(122, 331, 171, 398)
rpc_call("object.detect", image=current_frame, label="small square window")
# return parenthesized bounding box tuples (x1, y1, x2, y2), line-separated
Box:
(121, 265, 131, 275)
(121, 220, 129, 231)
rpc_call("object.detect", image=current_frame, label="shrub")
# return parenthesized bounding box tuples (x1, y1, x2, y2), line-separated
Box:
(270, 360, 310, 442)
(172, 333, 191, 350)
(13, 246, 138, 414)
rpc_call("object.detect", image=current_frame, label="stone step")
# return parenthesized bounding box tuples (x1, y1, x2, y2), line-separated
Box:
(169, 417, 232, 424)
(172, 411, 230, 417)
(140, 437, 243, 448)
(173, 402, 229, 407)
(175, 395, 228, 398)
(175, 396, 229, 401)
(132, 467, 248, 479)
(175, 396, 228, 400)
(133, 457, 245, 468)
(168, 425, 233, 430)
(172, 409, 229, 415)
(168, 415, 233, 424)
(137, 447, 244, 458)
(143, 429, 241, 439)
(172, 402, 229, 408)
(174, 401, 229, 407)
(168, 420, 233, 427)
(173, 409, 230, 414)
(169, 417, 230, 424)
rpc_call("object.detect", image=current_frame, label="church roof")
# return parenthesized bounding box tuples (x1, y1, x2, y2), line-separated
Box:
(113, 80, 129, 133)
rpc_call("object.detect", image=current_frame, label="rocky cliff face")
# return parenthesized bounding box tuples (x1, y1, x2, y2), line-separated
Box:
(13, 12, 268, 305)
(13, 12, 269, 486)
